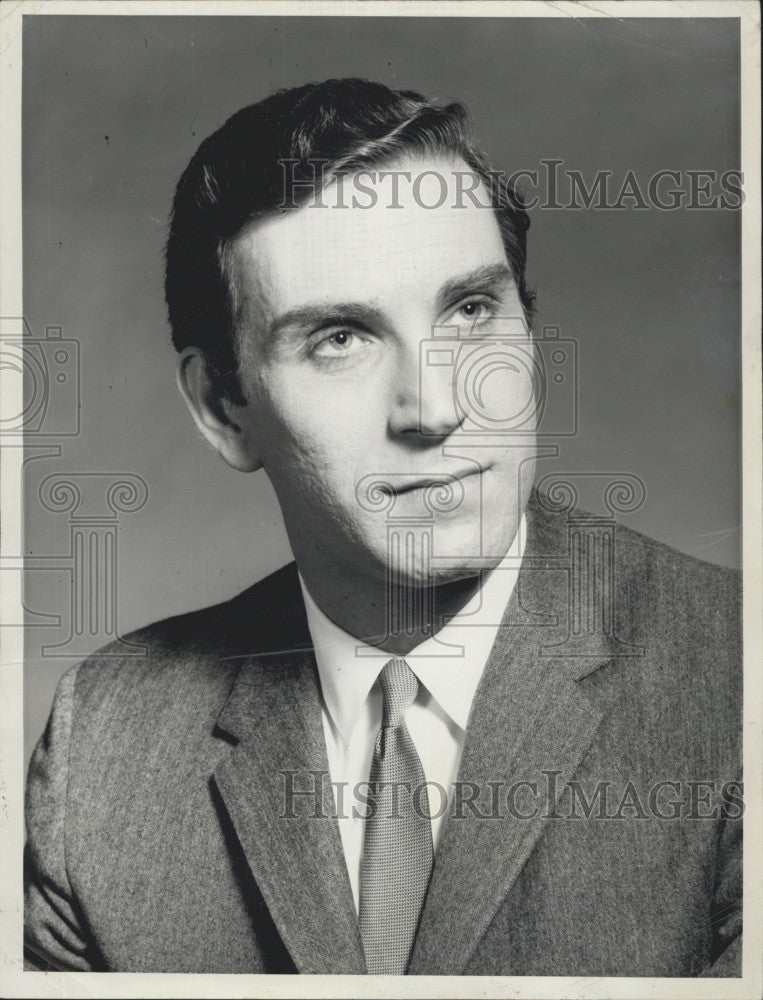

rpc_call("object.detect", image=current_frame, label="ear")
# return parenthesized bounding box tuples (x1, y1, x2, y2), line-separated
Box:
(176, 348, 263, 472)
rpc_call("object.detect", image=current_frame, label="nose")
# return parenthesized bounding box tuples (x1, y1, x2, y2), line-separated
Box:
(387, 339, 463, 441)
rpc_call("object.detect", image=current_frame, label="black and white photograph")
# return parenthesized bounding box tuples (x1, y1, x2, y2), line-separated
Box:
(0, 2, 760, 997)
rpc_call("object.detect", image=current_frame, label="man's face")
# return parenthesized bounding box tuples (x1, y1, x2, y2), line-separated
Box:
(227, 155, 537, 587)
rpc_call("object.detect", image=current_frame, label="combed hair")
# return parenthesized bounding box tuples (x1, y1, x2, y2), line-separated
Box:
(165, 78, 535, 403)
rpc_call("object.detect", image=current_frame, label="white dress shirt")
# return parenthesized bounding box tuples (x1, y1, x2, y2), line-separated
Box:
(299, 515, 527, 912)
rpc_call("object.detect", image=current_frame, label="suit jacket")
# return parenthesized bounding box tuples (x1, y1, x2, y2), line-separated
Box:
(24, 491, 742, 976)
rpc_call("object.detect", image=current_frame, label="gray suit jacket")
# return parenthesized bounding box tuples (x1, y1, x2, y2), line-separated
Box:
(24, 492, 742, 975)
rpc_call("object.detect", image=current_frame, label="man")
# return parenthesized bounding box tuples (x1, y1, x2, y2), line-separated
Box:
(24, 79, 741, 976)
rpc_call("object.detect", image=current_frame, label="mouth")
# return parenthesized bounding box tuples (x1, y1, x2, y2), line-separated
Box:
(383, 465, 486, 496)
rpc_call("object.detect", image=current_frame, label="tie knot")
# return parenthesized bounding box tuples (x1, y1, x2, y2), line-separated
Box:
(378, 658, 418, 728)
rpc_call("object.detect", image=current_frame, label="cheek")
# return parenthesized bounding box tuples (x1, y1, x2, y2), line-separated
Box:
(457, 342, 538, 430)
(250, 378, 370, 490)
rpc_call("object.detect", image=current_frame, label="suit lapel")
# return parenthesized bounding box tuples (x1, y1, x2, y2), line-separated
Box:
(209, 496, 618, 975)
(409, 497, 611, 975)
(212, 647, 366, 974)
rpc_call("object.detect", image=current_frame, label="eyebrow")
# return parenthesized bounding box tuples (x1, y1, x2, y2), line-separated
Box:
(434, 261, 514, 312)
(266, 260, 514, 338)
(268, 302, 387, 339)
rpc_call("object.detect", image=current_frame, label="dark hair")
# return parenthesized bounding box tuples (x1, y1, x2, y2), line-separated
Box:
(165, 78, 535, 403)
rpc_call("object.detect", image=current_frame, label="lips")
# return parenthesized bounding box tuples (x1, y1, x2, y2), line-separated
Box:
(382, 466, 484, 495)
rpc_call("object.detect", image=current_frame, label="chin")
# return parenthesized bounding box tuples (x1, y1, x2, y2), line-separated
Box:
(366, 520, 514, 589)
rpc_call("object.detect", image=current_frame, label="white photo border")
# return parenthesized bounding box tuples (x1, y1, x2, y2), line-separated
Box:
(1, 2, 760, 998)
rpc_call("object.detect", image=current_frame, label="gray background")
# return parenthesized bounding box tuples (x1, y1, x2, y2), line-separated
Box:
(22, 15, 741, 763)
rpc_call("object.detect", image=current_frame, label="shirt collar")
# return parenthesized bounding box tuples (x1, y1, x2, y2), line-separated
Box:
(300, 514, 527, 744)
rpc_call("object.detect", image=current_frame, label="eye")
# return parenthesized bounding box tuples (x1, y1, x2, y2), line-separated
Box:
(453, 298, 495, 324)
(311, 328, 368, 359)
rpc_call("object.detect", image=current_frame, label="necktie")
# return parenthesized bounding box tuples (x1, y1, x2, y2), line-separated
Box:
(359, 658, 434, 974)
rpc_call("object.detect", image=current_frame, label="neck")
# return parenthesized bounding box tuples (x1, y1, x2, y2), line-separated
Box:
(297, 560, 488, 655)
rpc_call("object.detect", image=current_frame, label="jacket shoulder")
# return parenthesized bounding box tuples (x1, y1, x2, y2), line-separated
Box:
(531, 494, 741, 747)
(597, 520, 741, 763)
(612, 519, 741, 635)
(69, 560, 306, 726)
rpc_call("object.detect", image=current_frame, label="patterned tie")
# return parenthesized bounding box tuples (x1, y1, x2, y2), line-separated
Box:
(359, 658, 434, 974)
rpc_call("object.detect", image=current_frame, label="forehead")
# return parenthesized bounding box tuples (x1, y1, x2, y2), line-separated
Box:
(229, 155, 507, 316)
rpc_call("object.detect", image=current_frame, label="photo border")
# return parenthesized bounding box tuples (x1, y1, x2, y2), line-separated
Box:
(1, 2, 760, 997)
